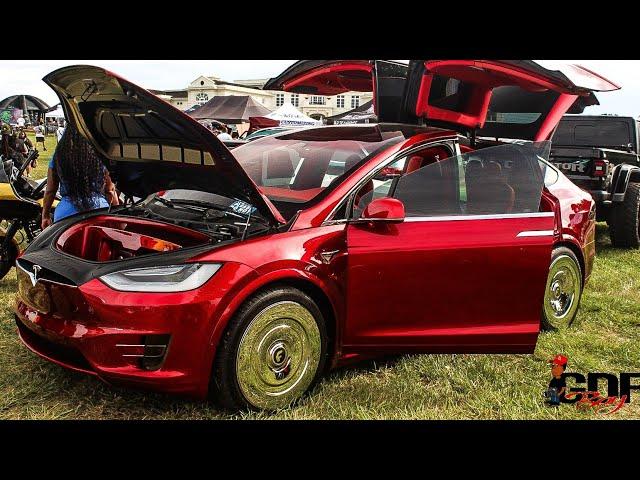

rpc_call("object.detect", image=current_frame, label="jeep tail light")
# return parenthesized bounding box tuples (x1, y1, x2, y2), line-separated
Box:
(593, 160, 607, 177)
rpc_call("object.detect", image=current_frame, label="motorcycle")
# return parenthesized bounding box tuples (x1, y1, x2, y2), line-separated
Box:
(0, 149, 59, 279)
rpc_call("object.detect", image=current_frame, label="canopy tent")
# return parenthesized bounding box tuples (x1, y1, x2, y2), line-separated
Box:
(45, 105, 65, 119)
(196, 119, 225, 130)
(325, 100, 376, 125)
(188, 95, 272, 124)
(248, 115, 280, 133)
(0, 94, 50, 125)
(265, 102, 320, 126)
(184, 104, 202, 114)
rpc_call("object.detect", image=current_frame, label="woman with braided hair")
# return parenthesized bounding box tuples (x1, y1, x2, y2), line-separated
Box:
(41, 123, 119, 229)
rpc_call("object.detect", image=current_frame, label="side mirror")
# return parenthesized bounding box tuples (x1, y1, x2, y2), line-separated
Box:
(360, 197, 405, 223)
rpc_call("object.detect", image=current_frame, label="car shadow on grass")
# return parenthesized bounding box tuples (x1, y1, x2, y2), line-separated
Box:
(594, 222, 613, 252)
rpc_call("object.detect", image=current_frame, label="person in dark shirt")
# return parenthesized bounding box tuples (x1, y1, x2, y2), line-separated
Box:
(545, 354, 568, 406)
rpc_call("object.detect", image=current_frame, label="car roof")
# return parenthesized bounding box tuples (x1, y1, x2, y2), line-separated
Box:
(266, 122, 458, 142)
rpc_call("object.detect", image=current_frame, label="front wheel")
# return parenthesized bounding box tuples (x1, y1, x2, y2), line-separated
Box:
(541, 247, 583, 331)
(211, 287, 327, 410)
(0, 237, 18, 280)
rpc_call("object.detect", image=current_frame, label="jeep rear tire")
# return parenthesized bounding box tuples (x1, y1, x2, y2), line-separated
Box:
(609, 182, 640, 248)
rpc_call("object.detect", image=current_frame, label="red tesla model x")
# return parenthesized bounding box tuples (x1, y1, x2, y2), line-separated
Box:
(13, 60, 619, 410)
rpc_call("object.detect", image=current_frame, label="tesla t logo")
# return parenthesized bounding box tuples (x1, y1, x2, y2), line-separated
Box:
(28, 265, 42, 287)
(274, 348, 286, 364)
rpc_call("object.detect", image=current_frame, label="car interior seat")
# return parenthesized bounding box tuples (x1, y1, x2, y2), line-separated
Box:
(291, 149, 332, 191)
(266, 150, 295, 184)
(505, 158, 542, 213)
(474, 161, 515, 214)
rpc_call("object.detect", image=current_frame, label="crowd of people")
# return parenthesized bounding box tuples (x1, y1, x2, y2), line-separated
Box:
(1, 122, 37, 175)
(1, 119, 66, 176)
(202, 122, 240, 140)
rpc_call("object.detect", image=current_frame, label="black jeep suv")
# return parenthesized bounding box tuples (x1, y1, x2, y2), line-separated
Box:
(551, 115, 640, 248)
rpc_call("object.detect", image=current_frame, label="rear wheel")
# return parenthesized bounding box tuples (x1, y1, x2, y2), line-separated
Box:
(608, 182, 640, 248)
(211, 286, 327, 410)
(541, 247, 583, 331)
(0, 237, 18, 280)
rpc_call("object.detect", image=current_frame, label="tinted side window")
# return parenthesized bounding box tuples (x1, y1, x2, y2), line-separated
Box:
(455, 142, 550, 215)
(352, 142, 551, 218)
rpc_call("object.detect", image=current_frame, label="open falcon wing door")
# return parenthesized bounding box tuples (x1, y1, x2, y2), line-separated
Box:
(401, 60, 620, 141)
(263, 60, 410, 123)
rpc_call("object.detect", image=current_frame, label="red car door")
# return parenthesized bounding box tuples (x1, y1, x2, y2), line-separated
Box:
(343, 141, 556, 354)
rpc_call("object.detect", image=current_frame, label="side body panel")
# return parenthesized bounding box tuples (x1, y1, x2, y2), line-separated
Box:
(344, 215, 555, 354)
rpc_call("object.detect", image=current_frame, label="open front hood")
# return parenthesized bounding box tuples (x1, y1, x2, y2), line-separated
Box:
(43, 65, 285, 225)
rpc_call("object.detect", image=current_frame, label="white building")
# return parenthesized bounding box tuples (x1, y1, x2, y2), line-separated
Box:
(150, 75, 373, 121)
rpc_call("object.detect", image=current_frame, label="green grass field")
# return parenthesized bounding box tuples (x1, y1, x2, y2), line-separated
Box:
(1, 134, 638, 419)
(27, 133, 56, 179)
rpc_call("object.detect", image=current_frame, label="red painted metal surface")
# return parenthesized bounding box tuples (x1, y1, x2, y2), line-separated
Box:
(343, 214, 555, 352)
(13, 129, 596, 399)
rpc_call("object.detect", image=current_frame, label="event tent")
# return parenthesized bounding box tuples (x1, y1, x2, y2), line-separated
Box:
(265, 103, 320, 126)
(45, 105, 65, 119)
(188, 95, 272, 124)
(0, 94, 50, 124)
(248, 116, 280, 132)
(325, 100, 376, 125)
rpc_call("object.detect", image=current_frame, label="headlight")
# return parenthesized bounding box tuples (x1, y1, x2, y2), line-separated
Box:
(100, 263, 221, 292)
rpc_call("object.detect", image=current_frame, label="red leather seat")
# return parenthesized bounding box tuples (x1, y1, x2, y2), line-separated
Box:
(405, 155, 424, 174)
(466, 160, 515, 214)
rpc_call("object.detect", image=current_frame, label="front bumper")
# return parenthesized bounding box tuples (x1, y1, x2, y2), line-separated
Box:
(14, 261, 256, 399)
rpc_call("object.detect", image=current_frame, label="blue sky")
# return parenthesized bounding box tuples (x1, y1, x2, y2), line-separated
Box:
(0, 60, 637, 117)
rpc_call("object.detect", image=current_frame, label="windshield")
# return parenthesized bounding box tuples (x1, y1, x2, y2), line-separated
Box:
(233, 125, 405, 220)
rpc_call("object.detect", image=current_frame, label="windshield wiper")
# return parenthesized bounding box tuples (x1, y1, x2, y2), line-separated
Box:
(152, 195, 196, 212)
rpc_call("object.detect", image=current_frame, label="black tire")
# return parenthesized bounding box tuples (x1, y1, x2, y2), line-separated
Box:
(541, 246, 583, 331)
(609, 182, 640, 248)
(211, 286, 328, 411)
(0, 237, 18, 280)
(595, 203, 609, 223)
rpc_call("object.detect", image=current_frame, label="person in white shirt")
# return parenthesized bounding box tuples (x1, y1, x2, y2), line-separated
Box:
(216, 125, 233, 141)
(56, 121, 66, 142)
(34, 120, 46, 151)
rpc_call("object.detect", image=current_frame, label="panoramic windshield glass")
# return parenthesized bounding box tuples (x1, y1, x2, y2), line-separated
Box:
(233, 125, 405, 219)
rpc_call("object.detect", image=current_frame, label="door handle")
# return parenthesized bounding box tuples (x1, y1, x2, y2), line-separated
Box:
(516, 230, 554, 237)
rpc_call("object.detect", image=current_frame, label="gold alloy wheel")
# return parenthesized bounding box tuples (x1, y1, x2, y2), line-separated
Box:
(543, 254, 582, 329)
(235, 301, 322, 409)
